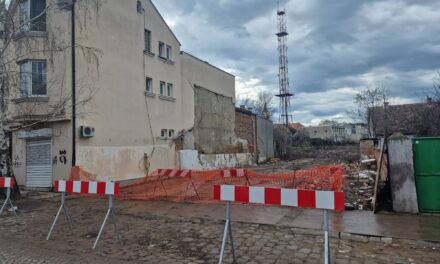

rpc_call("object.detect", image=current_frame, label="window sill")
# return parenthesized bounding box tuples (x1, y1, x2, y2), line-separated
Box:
(14, 31, 48, 41)
(144, 91, 155, 97)
(158, 56, 175, 65)
(159, 95, 176, 102)
(144, 50, 155, 57)
(12, 96, 49, 103)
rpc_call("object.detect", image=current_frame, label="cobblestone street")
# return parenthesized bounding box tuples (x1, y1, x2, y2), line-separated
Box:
(0, 196, 438, 263)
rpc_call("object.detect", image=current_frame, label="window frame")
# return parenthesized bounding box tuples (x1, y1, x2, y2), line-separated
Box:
(19, 60, 47, 97)
(158, 42, 165, 58)
(168, 129, 175, 139)
(167, 83, 174, 98)
(19, 0, 47, 32)
(166, 45, 172, 60)
(144, 29, 151, 53)
(160, 129, 167, 139)
(159, 81, 166, 96)
(146, 77, 153, 93)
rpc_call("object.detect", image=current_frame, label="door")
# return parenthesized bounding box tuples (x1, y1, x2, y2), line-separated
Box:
(26, 139, 52, 188)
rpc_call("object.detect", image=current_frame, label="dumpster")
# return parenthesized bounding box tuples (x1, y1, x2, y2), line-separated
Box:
(413, 137, 440, 213)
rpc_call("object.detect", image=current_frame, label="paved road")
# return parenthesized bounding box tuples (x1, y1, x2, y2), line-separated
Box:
(0, 197, 438, 263)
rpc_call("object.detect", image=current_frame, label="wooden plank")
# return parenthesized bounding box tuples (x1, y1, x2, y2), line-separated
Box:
(373, 139, 385, 213)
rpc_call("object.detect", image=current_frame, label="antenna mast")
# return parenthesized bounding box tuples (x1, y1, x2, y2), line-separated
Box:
(275, 3, 293, 126)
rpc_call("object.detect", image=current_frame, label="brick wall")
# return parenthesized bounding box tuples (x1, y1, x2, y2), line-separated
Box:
(235, 109, 255, 154)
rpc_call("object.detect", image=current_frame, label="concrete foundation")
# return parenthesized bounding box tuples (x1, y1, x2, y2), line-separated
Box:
(179, 150, 254, 170)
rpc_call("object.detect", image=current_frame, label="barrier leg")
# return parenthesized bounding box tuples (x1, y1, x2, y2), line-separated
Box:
(218, 202, 236, 264)
(63, 202, 74, 229)
(189, 179, 200, 200)
(110, 208, 121, 240)
(93, 195, 121, 249)
(0, 188, 17, 218)
(323, 209, 330, 264)
(47, 192, 72, 240)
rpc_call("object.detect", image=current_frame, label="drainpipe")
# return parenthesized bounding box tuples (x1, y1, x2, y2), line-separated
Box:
(71, 0, 77, 167)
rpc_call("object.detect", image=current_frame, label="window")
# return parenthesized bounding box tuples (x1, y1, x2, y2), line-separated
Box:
(136, 0, 142, 13)
(167, 83, 174, 97)
(160, 129, 167, 139)
(19, 61, 47, 97)
(166, 45, 172, 60)
(20, 0, 47, 32)
(159, 42, 166, 58)
(159, 81, 166, 95)
(168, 129, 175, 139)
(146, 77, 152, 93)
(144, 30, 151, 52)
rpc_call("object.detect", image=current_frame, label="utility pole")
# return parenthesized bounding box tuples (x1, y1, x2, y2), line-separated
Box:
(275, 2, 293, 127)
(71, 0, 77, 166)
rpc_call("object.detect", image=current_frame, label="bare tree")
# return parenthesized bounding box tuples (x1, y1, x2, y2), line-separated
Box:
(348, 86, 390, 137)
(0, 0, 104, 175)
(420, 72, 440, 135)
(236, 91, 275, 120)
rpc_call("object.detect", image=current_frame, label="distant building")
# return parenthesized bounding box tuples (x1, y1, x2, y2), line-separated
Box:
(343, 123, 369, 142)
(370, 100, 440, 137)
(290, 122, 305, 130)
(305, 125, 346, 142)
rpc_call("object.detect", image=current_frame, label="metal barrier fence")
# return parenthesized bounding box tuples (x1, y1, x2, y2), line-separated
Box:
(214, 184, 345, 264)
(47, 180, 121, 249)
(0, 177, 17, 219)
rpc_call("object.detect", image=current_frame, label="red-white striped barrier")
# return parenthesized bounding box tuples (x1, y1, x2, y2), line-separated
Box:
(214, 185, 344, 211)
(48, 180, 121, 249)
(0, 177, 17, 218)
(157, 169, 191, 178)
(0, 177, 14, 188)
(54, 180, 119, 196)
(220, 169, 247, 178)
(214, 184, 345, 263)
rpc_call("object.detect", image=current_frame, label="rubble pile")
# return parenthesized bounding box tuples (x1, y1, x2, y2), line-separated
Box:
(344, 162, 376, 211)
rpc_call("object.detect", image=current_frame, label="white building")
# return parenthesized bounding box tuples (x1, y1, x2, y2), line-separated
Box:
(2, 0, 250, 187)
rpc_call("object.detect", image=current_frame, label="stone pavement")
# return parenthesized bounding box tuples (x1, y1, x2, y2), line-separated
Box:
(0, 196, 438, 263)
(118, 200, 440, 242)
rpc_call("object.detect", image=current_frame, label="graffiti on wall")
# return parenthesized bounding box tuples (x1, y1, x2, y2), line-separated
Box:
(53, 150, 68, 165)
(12, 155, 22, 168)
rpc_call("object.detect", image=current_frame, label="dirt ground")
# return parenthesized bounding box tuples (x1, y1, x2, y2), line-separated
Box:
(251, 144, 373, 210)
(0, 196, 439, 264)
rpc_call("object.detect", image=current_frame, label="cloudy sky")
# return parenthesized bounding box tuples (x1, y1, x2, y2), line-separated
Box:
(153, 0, 440, 125)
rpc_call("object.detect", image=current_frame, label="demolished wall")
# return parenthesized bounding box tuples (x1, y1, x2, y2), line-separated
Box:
(256, 116, 274, 163)
(179, 150, 253, 170)
(193, 85, 237, 154)
(235, 108, 256, 155)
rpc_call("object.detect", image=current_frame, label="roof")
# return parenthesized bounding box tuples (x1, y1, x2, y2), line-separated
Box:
(371, 102, 440, 136)
(290, 123, 304, 129)
(235, 107, 255, 116)
(181, 51, 235, 77)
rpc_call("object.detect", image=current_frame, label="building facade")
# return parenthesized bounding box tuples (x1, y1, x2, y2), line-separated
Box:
(305, 125, 346, 142)
(3, 0, 241, 187)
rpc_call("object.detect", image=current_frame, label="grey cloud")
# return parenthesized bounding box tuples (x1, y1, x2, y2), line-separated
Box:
(153, 0, 440, 124)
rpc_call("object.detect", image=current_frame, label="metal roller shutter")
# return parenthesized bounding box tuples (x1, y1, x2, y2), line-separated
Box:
(26, 139, 52, 188)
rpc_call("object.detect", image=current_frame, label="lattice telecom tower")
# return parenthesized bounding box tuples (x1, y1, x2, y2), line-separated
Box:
(275, 4, 293, 126)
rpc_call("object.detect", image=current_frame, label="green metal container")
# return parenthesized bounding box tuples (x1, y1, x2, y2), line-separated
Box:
(413, 137, 440, 213)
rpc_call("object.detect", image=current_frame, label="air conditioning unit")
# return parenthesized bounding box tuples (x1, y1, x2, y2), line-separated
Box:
(80, 126, 95, 138)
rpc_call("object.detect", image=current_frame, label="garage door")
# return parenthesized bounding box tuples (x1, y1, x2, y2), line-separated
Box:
(26, 139, 52, 188)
